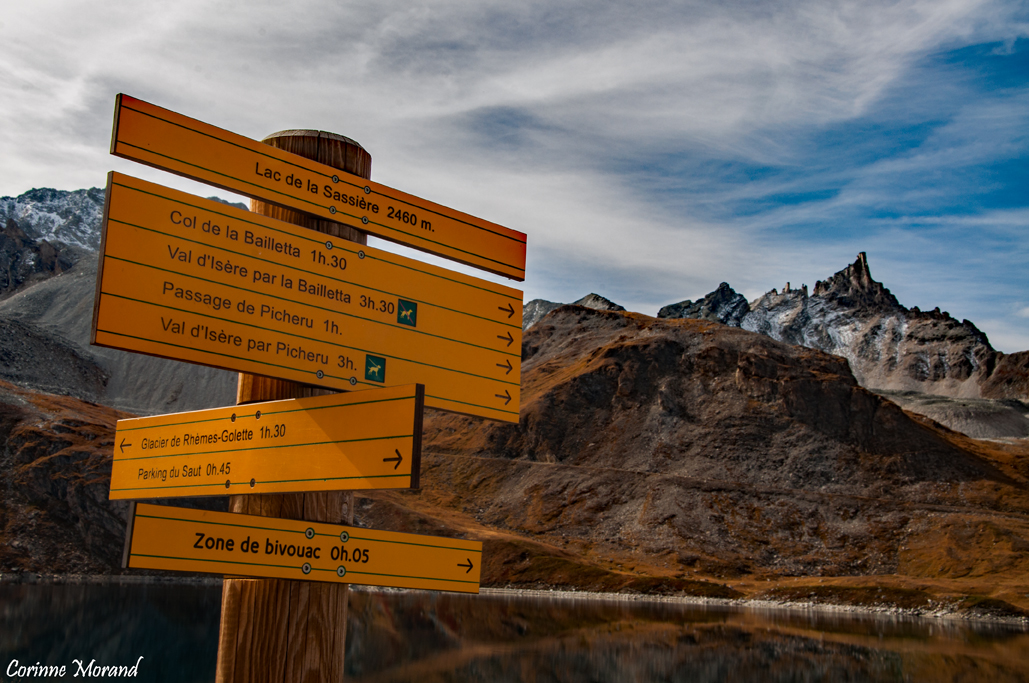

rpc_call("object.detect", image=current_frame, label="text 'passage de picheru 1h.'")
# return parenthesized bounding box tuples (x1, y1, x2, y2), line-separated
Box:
(93, 172, 523, 422)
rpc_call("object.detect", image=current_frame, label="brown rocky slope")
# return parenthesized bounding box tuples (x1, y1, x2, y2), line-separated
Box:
(383, 305, 1029, 610)
(3, 307, 1028, 615)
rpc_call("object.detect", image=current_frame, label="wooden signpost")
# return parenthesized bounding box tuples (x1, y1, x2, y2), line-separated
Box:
(110, 94, 527, 281)
(125, 503, 482, 593)
(94, 94, 527, 681)
(110, 385, 424, 499)
(93, 172, 522, 422)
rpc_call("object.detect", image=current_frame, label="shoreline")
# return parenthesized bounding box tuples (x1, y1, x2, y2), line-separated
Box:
(4, 573, 1026, 629)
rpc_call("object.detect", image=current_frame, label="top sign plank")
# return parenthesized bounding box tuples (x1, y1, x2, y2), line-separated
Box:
(110, 94, 527, 281)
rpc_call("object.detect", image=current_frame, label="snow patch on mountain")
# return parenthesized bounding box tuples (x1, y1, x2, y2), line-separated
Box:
(0, 188, 106, 251)
(660, 253, 1025, 400)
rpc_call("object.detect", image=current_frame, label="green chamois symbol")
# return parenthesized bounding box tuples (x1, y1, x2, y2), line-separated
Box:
(397, 299, 418, 327)
(364, 355, 386, 383)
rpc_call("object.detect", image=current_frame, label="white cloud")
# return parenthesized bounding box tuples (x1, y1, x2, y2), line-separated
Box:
(0, 0, 1026, 352)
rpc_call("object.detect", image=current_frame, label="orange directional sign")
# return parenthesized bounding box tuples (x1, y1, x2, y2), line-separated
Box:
(110, 94, 527, 281)
(124, 503, 482, 593)
(92, 173, 521, 422)
(110, 385, 423, 500)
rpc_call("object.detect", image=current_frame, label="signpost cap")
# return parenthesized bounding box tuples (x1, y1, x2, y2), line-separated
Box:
(262, 129, 367, 151)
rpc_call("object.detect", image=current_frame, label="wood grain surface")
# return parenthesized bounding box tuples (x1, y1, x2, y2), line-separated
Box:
(215, 130, 370, 683)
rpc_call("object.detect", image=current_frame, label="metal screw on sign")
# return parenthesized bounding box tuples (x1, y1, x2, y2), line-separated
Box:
(329, 206, 337, 214)
(336, 566, 346, 577)
(302, 563, 311, 575)
(325, 240, 333, 250)
(332, 175, 339, 183)
(339, 531, 349, 543)
(361, 216, 368, 224)
(225, 480, 230, 489)
(349, 377, 357, 386)
(358, 251, 365, 259)
(363, 186, 370, 194)
(316, 370, 324, 379)
(305, 528, 315, 540)
(249, 478, 256, 488)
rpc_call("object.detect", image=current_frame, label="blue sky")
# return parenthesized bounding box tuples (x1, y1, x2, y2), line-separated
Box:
(1, 1, 1027, 350)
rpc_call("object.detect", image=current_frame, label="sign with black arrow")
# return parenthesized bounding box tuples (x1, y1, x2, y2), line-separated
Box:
(93, 173, 523, 422)
(109, 385, 424, 499)
(125, 503, 483, 593)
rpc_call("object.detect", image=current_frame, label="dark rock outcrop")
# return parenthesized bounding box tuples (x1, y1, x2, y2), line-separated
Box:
(658, 282, 749, 325)
(0, 218, 78, 296)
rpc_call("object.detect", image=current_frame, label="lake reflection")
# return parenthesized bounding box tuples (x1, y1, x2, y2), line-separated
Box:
(2, 581, 1027, 682)
(345, 589, 1029, 683)
(0, 580, 221, 682)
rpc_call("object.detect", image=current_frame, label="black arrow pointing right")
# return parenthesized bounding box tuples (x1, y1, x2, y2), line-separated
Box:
(496, 359, 513, 375)
(497, 331, 514, 347)
(458, 558, 474, 573)
(383, 449, 403, 470)
(498, 303, 515, 318)
(119, 438, 132, 453)
(494, 390, 512, 405)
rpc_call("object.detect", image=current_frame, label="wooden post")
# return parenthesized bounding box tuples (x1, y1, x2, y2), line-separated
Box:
(215, 131, 371, 683)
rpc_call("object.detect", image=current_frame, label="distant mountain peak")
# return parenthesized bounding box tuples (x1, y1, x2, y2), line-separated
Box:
(572, 293, 625, 312)
(658, 282, 749, 325)
(812, 251, 902, 313)
(658, 253, 1022, 399)
(0, 187, 105, 252)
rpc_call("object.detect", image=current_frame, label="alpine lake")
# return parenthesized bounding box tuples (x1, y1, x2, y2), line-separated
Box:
(2, 579, 1027, 682)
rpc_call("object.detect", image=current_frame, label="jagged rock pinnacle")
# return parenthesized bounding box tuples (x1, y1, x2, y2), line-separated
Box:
(812, 252, 902, 313)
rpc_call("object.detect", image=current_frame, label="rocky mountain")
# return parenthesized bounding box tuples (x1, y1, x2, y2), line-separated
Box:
(7, 306, 1028, 619)
(422, 306, 1029, 583)
(658, 282, 749, 326)
(1, 218, 80, 296)
(0, 187, 106, 252)
(0, 187, 238, 415)
(522, 293, 624, 330)
(0, 186, 102, 297)
(658, 253, 1029, 402)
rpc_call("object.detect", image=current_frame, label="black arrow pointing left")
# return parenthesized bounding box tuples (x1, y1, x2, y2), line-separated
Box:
(119, 438, 131, 453)
(383, 449, 403, 470)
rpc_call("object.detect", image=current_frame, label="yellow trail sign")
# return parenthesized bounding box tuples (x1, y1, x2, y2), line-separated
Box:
(110, 385, 423, 500)
(92, 173, 521, 422)
(124, 503, 482, 593)
(110, 94, 527, 281)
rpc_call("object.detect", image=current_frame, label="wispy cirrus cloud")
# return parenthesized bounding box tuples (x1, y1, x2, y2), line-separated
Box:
(0, 0, 1027, 349)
